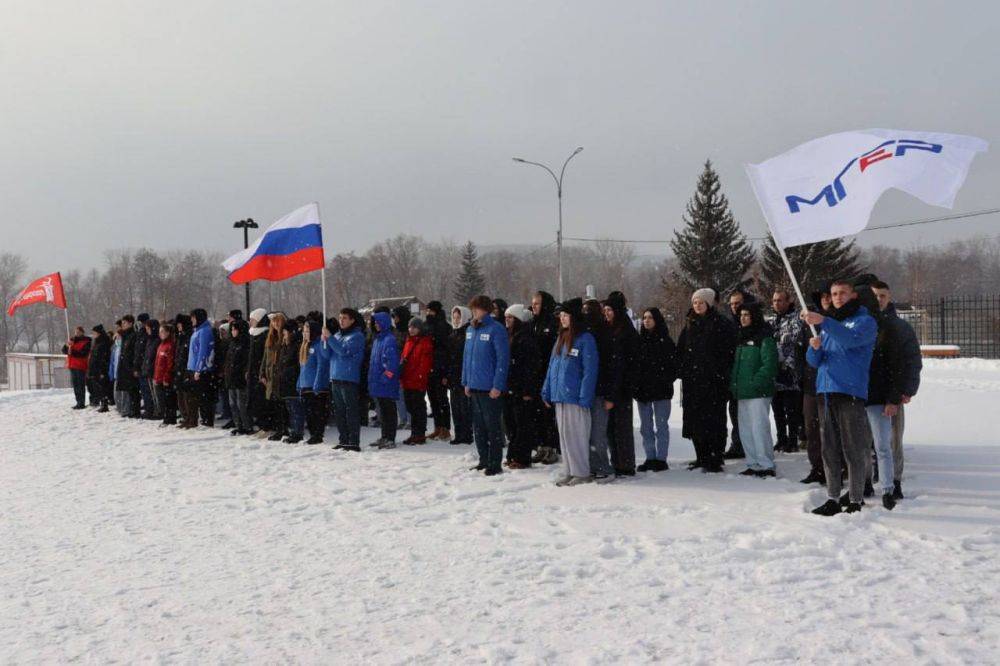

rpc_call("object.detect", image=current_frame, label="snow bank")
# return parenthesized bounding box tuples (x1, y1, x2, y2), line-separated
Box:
(1, 364, 998, 663)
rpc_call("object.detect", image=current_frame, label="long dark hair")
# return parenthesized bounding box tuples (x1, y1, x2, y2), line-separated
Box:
(640, 307, 669, 338)
(554, 314, 582, 356)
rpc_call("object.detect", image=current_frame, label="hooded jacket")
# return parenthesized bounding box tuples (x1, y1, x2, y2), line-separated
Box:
(141, 321, 161, 378)
(116, 327, 138, 390)
(87, 332, 111, 380)
(634, 309, 677, 403)
(530, 291, 558, 362)
(461, 313, 509, 392)
(368, 311, 401, 399)
(275, 327, 302, 398)
(541, 329, 599, 408)
(297, 321, 324, 393)
(187, 313, 215, 373)
(866, 303, 921, 406)
(806, 299, 877, 400)
(604, 299, 640, 401)
(223, 322, 250, 390)
(320, 321, 365, 385)
(400, 333, 434, 391)
(173, 320, 192, 387)
(507, 321, 544, 398)
(447, 307, 471, 386)
(730, 304, 778, 400)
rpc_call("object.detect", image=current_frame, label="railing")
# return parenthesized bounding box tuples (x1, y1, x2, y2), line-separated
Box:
(902, 295, 1000, 359)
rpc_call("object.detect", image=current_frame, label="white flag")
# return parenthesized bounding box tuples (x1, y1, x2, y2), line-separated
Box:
(746, 129, 988, 248)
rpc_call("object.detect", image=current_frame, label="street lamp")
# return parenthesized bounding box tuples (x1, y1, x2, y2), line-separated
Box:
(233, 218, 259, 316)
(512, 147, 583, 302)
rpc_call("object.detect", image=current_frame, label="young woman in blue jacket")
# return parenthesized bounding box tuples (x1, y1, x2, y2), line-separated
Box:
(541, 298, 599, 486)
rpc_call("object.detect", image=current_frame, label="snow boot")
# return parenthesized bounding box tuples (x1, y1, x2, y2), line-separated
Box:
(839, 492, 865, 508)
(799, 469, 826, 485)
(881, 493, 896, 511)
(811, 500, 842, 516)
(892, 481, 904, 501)
(285, 434, 303, 444)
(844, 502, 863, 514)
(306, 436, 323, 445)
(755, 469, 776, 478)
(637, 460, 654, 472)
(863, 479, 875, 498)
(739, 468, 757, 476)
(484, 469, 502, 477)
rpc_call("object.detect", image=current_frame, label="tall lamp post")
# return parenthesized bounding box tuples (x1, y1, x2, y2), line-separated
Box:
(233, 218, 259, 315)
(512, 147, 583, 302)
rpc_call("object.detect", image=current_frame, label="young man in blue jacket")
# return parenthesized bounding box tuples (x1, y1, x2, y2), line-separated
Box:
(802, 280, 877, 516)
(187, 308, 216, 427)
(322, 308, 367, 451)
(462, 295, 510, 476)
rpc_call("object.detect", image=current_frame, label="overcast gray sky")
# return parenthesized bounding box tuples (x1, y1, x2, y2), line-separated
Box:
(3, 0, 998, 271)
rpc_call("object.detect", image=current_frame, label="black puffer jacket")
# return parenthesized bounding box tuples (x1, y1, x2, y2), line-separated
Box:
(530, 291, 558, 365)
(866, 303, 922, 406)
(605, 300, 639, 402)
(448, 323, 469, 387)
(224, 322, 250, 390)
(634, 308, 677, 402)
(507, 323, 544, 398)
(276, 332, 302, 398)
(141, 321, 160, 378)
(116, 328, 138, 390)
(173, 326, 191, 388)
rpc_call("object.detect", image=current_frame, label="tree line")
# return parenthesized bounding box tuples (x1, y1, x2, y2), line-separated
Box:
(2, 161, 998, 382)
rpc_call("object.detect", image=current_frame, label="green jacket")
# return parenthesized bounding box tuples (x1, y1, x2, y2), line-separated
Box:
(730, 334, 778, 400)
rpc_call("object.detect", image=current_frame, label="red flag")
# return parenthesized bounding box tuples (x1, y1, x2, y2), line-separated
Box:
(6, 272, 67, 316)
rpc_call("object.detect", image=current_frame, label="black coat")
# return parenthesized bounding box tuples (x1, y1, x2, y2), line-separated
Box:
(867, 304, 922, 405)
(87, 334, 111, 380)
(173, 331, 191, 387)
(247, 329, 268, 386)
(426, 312, 452, 376)
(116, 328, 138, 390)
(276, 334, 302, 398)
(507, 325, 544, 398)
(142, 336, 160, 378)
(605, 323, 639, 402)
(634, 328, 677, 403)
(677, 308, 737, 441)
(530, 298, 558, 369)
(133, 329, 148, 378)
(224, 333, 250, 390)
(447, 324, 469, 386)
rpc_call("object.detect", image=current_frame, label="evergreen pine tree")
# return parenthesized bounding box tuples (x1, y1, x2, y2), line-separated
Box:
(453, 240, 486, 303)
(669, 160, 755, 295)
(759, 236, 865, 302)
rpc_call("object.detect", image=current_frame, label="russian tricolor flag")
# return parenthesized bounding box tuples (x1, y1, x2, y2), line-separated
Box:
(222, 203, 325, 284)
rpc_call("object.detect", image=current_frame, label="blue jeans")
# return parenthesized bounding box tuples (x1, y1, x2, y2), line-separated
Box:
(331, 381, 361, 446)
(470, 391, 504, 473)
(138, 377, 154, 416)
(738, 397, 775, 471)
(637, 399, 671, 462)
(866, 405, 896, 495)
(285, 397, 305, 436)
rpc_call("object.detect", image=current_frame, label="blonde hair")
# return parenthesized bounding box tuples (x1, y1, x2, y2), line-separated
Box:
(299, 324, 311, 366)
(265, 313, 286, 350)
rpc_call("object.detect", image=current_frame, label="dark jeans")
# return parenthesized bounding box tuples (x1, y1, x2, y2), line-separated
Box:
(449, 385, 472, 442)
(331, 381, 361, 446)
(303, 390, 328, 439)
(818, 393, 870, 503)
(229, 388, 249, 431)
(377, 397, 397, 442)
(607, 399, 636, 474)
(190, 376, 215, 426)
(138, 376, 154, 417)
(540, 402, 560, 452)
(507, 395, 539, 466)
(802, 392, 822, 473)
(158, 384, 177, 424)
(285, 396, 305, 436)
(248, 382, 270, 430)
(427, 373, 451, 430)
(470, 391, 504, 473)
(773, 389, 803, 447)
(404, 389, 428, 437)
(70, 369, 87, 407)
(217, 387, 232, 420)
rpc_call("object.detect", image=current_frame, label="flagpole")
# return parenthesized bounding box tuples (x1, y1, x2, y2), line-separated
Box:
(63, 307, 71, 341)
(316, 201, 327, 326)
(768, 231, 818, 337)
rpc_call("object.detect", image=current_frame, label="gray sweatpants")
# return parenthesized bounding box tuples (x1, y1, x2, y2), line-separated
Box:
(818, 393, 871, 504)
(891, 404, 905, 482)
(556, 402, 592, 478)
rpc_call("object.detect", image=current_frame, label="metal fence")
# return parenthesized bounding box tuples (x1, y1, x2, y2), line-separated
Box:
(901, 295, 1000, 359)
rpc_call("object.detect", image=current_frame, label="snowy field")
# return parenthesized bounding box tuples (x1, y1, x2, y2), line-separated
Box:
(1, 359, 998, 664)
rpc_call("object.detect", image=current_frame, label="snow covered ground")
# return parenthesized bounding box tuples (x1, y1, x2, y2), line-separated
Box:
(1, 359, 998, 664)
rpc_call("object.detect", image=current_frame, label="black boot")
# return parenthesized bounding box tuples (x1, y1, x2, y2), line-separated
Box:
(723, 445, 745, 460)
(812, 500, 841, 516)
(306, 435, 323, 445)
(863, 479, 875, 498)
(800, 469, 826, 485)
(891, 480, 904, 501)
(881, 494, 896, 511)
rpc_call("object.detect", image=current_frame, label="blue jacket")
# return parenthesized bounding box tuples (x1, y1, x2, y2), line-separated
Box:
(368, 312, 401, 399)
(320, 326, 365, 384)
(109, 339, 121, 381)
(312, 338, 331, 392)
(806, 305, 877, 400)
(297, 339, 323, 392)
(461, 314, 510, 392)
(541, 331, 599, 407)
(186, 321, 215, 373)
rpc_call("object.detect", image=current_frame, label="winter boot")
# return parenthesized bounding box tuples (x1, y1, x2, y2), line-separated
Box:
(863, 479, 875, 498)
(799, 469, 826, 485)
(436, 429, 451, 442)
(811, 500, 842, 516)
(306, 435, 323, 445)
(723, 445, 745, 460)
(844, 502, 863, 514)
(881, 493, 896, 511)
(892, 480, 904, 501)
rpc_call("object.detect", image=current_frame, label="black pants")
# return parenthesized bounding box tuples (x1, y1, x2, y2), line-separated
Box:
(70, 369, 87, 407)
(507, 395, 539, 466)
(608, 399, 636, 474)
(427, 373, 451, 430)
(772, 390, 803, 447)
(303, 391, 329, 439)
(539, 402, 560, 452)
(403, 389, 428, 437)
(802, 392, 822, 473)
(449, 386, 472, 442)
(157, 384, 177, 424)
(377, 397, 397, 442)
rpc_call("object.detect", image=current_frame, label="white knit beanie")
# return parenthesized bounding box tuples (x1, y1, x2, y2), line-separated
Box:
(691, 288, 716, 305)
(505, 304, 533, 323)
(249, 308, 267, 324)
